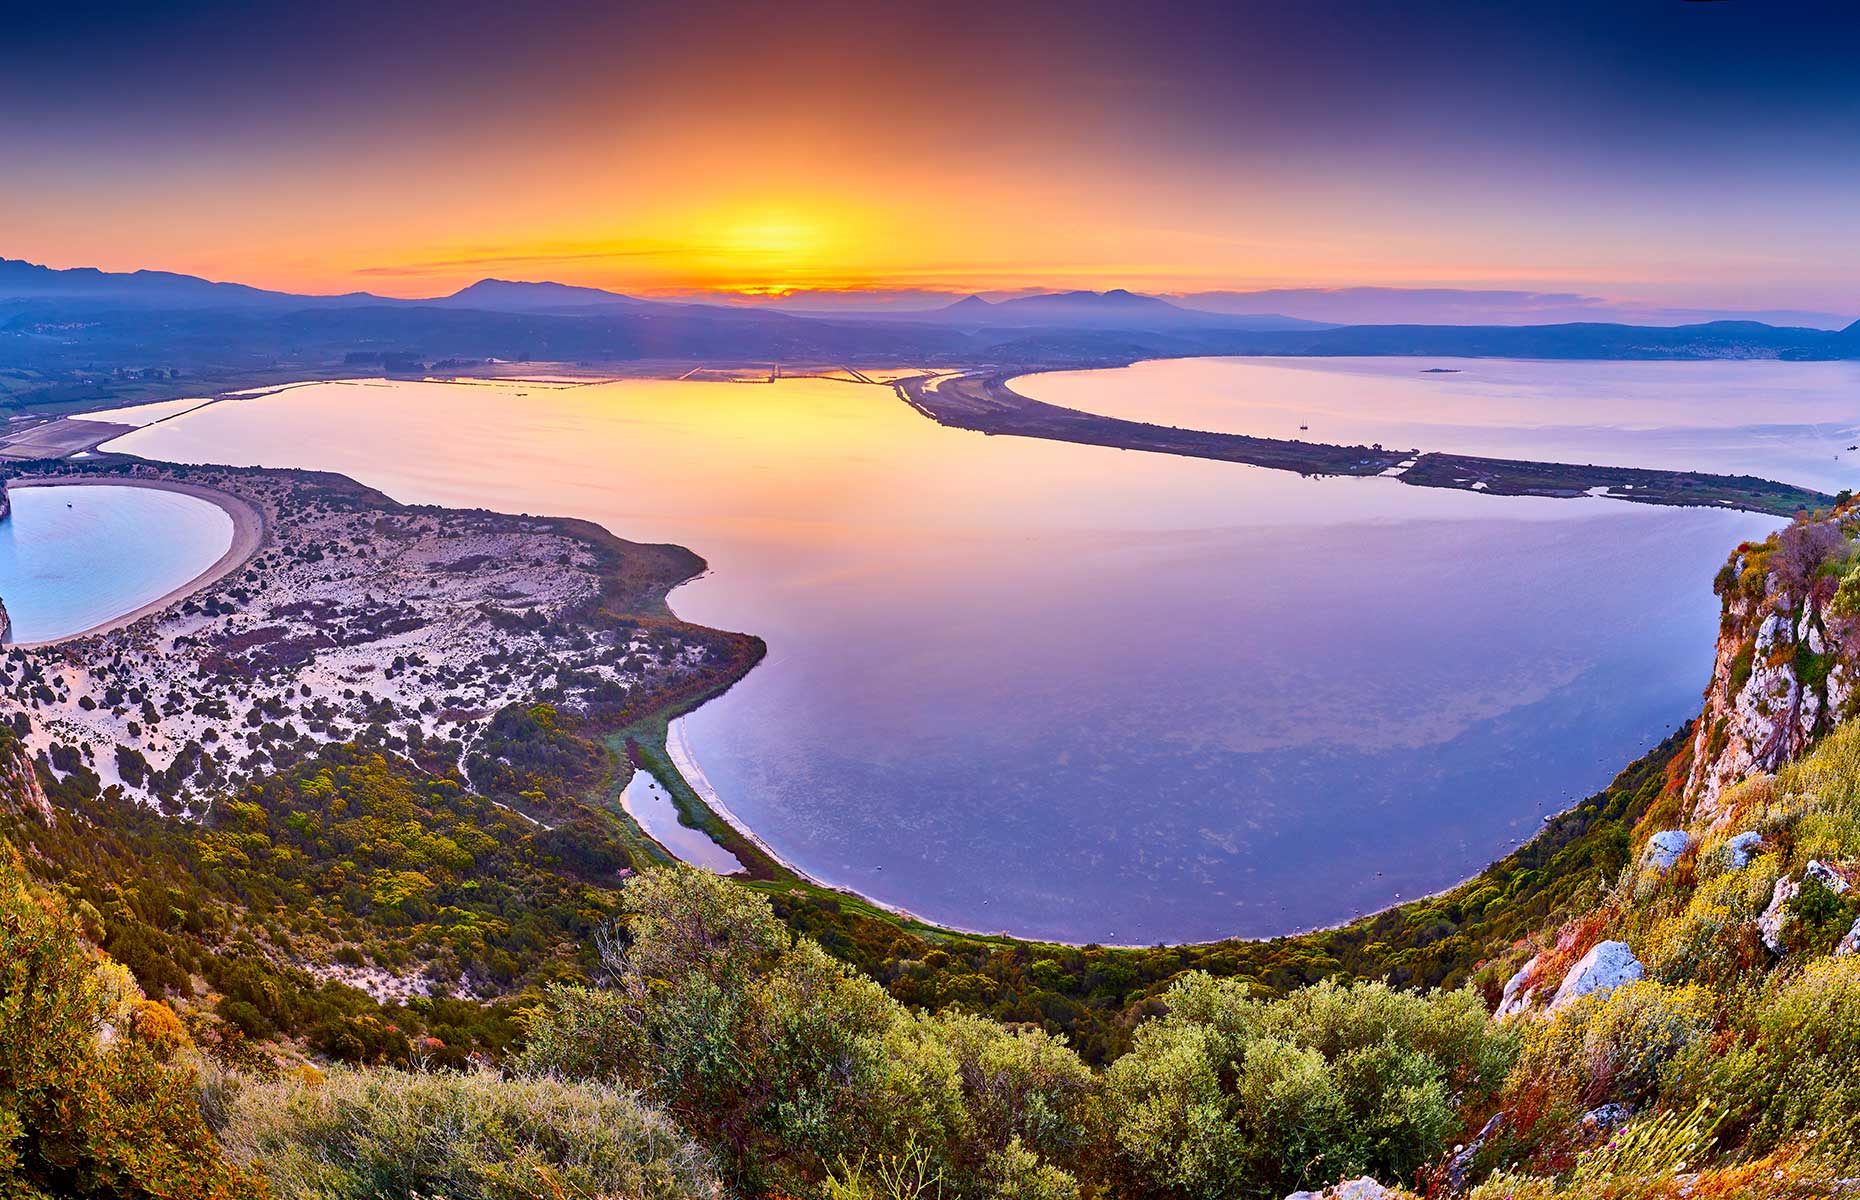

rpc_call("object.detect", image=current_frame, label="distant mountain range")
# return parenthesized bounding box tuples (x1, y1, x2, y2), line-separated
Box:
(0, 256, 386, 309)
(4, 256, 1860, 411)
(0, 259, 1321, 331)
(1167, 286, 1857, 331)
(928, 289, 1330, 332)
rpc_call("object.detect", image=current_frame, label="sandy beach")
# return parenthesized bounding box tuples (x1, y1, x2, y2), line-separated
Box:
(7, 475, 266, 648)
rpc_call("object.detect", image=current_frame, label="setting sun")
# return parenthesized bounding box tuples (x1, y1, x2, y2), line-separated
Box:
(6, 6, 1860, 1196)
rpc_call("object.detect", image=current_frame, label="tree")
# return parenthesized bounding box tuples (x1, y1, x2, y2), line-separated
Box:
(521, 866, 1097, 1199)
(0, 841, 265, 1200)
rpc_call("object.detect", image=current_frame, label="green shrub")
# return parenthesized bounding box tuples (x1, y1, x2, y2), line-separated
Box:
(1099, 975, 1513, 1198)
(1682, 955, 1860, 1166)
(522, 866, 1096, 1199)
(523, 867, 932, 1195)
(0, 841, 263, 1200)
(213, 1064, 720, 1200)
(1509, 981, 1714, 1117)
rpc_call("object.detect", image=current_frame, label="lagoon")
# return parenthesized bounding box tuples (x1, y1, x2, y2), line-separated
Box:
(1016, 357, 1860, 494)
(621, 769, 746, 876)
(103, 367, 1789, 941)
(0, 483, 234, 644)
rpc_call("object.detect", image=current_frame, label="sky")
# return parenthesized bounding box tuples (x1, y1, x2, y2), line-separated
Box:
(6, 0, 1860, 311)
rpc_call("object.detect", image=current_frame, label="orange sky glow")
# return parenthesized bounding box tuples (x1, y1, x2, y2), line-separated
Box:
(6, 2, 1860, 312)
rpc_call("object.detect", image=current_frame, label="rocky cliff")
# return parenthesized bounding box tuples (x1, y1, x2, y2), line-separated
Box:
(0, 735, 53, 823)
(1685, 508, 1860, 824)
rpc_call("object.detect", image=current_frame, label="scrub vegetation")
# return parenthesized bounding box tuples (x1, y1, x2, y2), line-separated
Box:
(12, 502, 1860, 1197)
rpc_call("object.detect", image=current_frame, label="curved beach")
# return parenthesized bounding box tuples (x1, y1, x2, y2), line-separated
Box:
(7, 476, 265, 648)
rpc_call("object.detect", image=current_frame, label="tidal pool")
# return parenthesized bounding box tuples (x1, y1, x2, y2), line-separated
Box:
(103, 369, 1791, 941)
(621, 770, 746, 875)
(0, 483, 234, 644)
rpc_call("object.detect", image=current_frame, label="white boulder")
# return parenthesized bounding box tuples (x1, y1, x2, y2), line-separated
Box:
(1494, 953, 1543, 1019)
(1643, 830, 1693, 873)
(1284, 1177, 1395, 1200)
(1759, 875, 1800, 954)
(1723, 831, 1764, 870)
(1809, 860, 1851, 894)
(1332, 1182, 1394, 1200)
(1548, 941, 1643, 1012)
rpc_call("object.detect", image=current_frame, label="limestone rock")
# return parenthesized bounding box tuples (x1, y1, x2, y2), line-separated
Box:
(1683, 520, 1859, 825)
(1809, 859, 1851, 894)
(1548, 941, 1642, 1012)
(1332, 1181, 1393, 1200)
(1446, 1113, 1504, 1191)
(1724, 831, 1764, 869)
(1759, 875, 1800, 954)
(1755, 610, 1792, 655)
(1581, 1102, 1633, 1135)
(1643, 830, 1693, 873)
(1285, 1180, 1395, 1200)
(1495, 952, 1543, 1019)
(1836, 916, 1860, 958)
(1758, 864, 1846, 954)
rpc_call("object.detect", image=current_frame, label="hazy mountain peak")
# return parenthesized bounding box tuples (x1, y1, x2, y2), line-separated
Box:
(440, 278, 643, 310)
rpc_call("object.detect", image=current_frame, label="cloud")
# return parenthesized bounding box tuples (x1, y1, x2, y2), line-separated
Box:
(352, 242, 723, 279)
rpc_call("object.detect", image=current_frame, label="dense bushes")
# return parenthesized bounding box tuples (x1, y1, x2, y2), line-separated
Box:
(520, 866, 1097, 1199)
(0, 843, 262, 1200)
(24, 700, 1860, 1196)
(1681, 955, 1860, 1164)
(4, 711, 1688, 1075)
(1101, 975, 1512, 1198)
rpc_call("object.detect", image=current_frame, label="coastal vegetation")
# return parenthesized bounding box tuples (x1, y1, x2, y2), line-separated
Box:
(7, 463, 1860, 1196)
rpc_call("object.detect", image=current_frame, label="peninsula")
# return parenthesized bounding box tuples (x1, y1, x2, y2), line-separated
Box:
(900, 370, 1835, 518)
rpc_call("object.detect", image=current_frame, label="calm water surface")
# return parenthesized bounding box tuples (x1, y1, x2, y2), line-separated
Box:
(105, 370, 1788, 941)
(0, 485, 233, 643)
(621, 770, 746, 875)
(1017, 357, 1860, 493)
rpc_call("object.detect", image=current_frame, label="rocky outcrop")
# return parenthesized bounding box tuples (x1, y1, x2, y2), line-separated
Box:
(1548, 941, 1643, 1012)
(1758, 860, 1850, 954)
(1724, 831, 1765, 869)
(0, 478, 10, 522)
(1495, 952, 1546, 1019)
(1643, 829, 1693, 873)
(0, 740, 52, 823)
(1286, 1179, 1398, 1200)
(1686, 517, 1860, 826)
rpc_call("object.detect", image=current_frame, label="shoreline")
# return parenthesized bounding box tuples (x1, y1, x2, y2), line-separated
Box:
(899, 368, 1833, 519)
(7, 371, 1748, 952)
(5, 476, 266, 648)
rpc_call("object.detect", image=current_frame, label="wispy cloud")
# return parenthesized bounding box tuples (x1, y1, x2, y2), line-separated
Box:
(352, 242, 724, 279)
